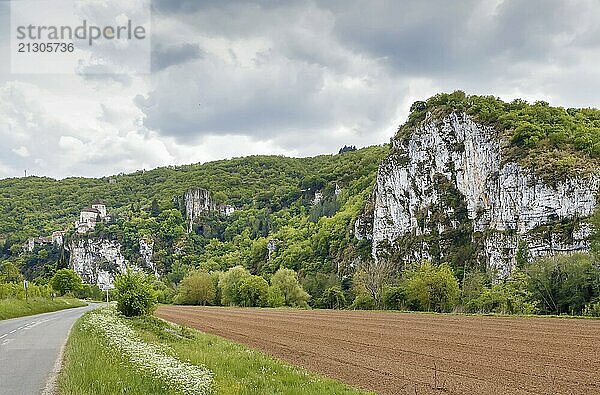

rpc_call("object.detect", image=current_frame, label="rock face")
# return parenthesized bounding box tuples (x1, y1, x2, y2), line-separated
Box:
(139, 237, 156, 276)
(68, 238, 128, 286)
(357, 112, 599, 277)
(183, 188, 213, 232)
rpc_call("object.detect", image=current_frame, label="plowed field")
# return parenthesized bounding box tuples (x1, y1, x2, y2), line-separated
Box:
(156, 306, 600, 395)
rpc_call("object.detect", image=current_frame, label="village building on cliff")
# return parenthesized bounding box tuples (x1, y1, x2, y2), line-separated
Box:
(75, 200, 111, 233)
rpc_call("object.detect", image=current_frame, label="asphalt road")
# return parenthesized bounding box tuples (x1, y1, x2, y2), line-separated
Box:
(0, 303, 97, 395)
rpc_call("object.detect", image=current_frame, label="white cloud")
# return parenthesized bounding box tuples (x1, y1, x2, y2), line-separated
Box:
(11, 146, 30, 158)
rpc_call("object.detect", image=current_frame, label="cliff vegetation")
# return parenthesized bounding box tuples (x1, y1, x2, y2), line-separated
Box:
(402, 91, 600, 178)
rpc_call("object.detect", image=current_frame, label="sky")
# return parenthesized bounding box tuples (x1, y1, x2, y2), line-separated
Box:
(1, 0, 600, 179)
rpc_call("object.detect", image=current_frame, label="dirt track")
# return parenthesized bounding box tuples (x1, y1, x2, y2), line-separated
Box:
(156, 306, 600, 395)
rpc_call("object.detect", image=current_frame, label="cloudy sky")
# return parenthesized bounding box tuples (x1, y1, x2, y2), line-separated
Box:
(1, 0, 600, 179)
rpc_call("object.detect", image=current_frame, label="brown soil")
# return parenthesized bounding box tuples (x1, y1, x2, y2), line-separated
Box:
(155, 306, 600, 395)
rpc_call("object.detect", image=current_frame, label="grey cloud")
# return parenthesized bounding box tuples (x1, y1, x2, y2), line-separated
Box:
(152, 0, 291, 16)
(327, 0, 600, 77)
(136, 0, 600, 154)
(152, 43, 205, 71)
(3, 0, 600, 180)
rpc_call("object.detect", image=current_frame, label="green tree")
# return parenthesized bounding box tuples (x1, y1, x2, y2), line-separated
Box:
(270, 268, 310, 307)
(150, 198, 161, 217)
(238, 275, 269, 307)
(114, 270, 156, 316)
(591, 207, 600, 255)
(525, 253, 600, 315)
(461, 270, 489, 308)
(382, 286, 405, 310)
(175, 270, 216, 305)
(218, 265, 251, 306)
(352, 259, 394, 308)
(402, 262, 460, 312)
(0, 261, 23, 284)
(302, 272, 341, 307)
(267, 285, 285, 307)
(468, 277, 536, 315)
(50, 269, 82, 296)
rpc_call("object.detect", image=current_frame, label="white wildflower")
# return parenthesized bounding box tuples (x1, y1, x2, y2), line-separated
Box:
(81, 307, 213, 395)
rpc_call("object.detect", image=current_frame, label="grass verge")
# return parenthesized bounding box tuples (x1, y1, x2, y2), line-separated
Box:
(0, 297, 86, 320)
(59, 306, 372, 395)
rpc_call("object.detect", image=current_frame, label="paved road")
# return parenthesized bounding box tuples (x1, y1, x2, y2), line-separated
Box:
(0, 304, 98, 395)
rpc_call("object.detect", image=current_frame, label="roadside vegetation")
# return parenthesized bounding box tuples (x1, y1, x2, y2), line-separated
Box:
(60, 271, 371, 395)
(0, 295, 85, 320)
(0, 266, 90, 320)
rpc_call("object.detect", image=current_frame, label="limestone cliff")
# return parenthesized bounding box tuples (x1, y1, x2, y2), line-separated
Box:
(183, 187, 214, 233)
(68, 238, 128, 286)
(139, 237, 156, 276)
(68, 236, 154, 286)
(357, 112, 599, 277)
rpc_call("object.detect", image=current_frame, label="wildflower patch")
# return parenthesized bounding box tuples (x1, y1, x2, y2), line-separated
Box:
(81, 306, 213, 395)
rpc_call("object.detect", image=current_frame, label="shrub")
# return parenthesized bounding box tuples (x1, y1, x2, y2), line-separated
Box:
(0, 262, 23, 284)
(468, 282, 536, 315)
(402, 262, 460, 312)
(267, 285, 285, 307)
(175, 270, 216, 306)
(460, 271, 489, 308)
(382, 286, 405, 310)
(114, 270, 157, 317)
(583, 300, 600, 317)
(0, 282, 51, 299)
(525, 253, 600, 315)
(319, 286, 346, 309)
(351, 294, 375, 310)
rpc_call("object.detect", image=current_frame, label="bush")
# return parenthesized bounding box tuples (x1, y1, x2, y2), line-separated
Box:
(319, 286, 346, 309)
(351, 294, 375, 310)
(525, 253, 600, 315)
(583, 300, 600, 317)
(50, 269, 83, 296)
(460, 271, 489, 308)
(267, 285, 285, 307)
(402, 262, 459, 312)
(0, 282, 51, 299)
(468, 281, 536, 315)
(0, 262, 23, 284)
(175, 270, 216, 306)
(382, 286, 405, 310)
(114, 270, 157, 317)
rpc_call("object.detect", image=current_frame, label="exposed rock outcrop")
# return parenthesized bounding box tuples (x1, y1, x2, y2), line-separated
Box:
(183, 188, 213, 233)
(357, 112, 599, 277)
(68, 238, 128, 286)
(139, 237, 156, 276)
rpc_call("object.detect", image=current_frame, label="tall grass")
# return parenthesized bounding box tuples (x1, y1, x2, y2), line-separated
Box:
(0, 297, 86, 320)
(0, 282, 52, 299)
